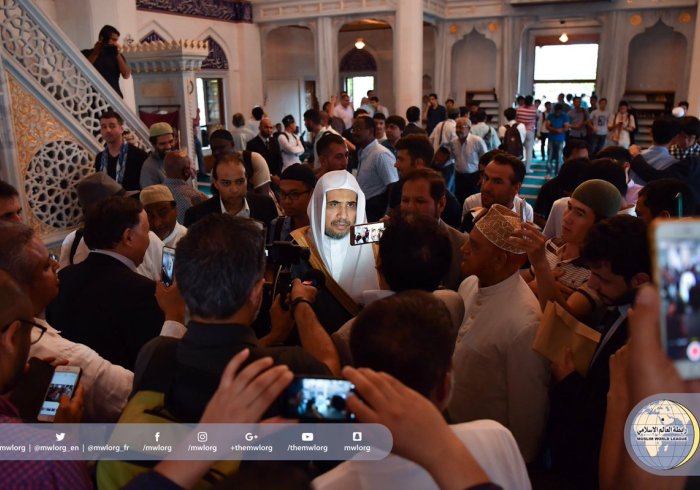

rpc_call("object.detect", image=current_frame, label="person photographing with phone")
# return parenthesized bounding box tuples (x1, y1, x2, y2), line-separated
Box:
(82, 25, 131, 98)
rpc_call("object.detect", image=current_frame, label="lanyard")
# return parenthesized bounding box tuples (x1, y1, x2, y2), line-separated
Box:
(100, 142, 129, 184)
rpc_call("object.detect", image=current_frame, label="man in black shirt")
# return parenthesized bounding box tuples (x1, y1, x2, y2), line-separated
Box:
(133, 214, 329, 421)
(82, 25, 131, 98)
(93, 110, 148, 191)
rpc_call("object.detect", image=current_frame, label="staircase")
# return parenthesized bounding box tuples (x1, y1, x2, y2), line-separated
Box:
(0, 0, 149, 244)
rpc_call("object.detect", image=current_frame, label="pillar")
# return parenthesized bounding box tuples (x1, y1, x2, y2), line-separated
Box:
(393, 0, 423, 117)
(316, 17, 339, 106)
(686, 5, 700, 116)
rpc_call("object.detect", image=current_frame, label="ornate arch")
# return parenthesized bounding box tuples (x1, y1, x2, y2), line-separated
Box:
(339, 48, 377, 72)
(139, 30, 166, 43)
(202, 36, 229, 70)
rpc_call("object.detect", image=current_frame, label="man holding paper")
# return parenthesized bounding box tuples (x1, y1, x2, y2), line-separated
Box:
(512, 215, 651, 489)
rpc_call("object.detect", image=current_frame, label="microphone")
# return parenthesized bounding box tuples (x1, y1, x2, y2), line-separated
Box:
(301, 269, 325, 289)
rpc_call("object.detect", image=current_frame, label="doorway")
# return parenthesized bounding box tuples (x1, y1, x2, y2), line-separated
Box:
(533, 42, 599, 106)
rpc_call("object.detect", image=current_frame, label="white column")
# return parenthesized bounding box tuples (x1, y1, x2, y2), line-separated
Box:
(315, 17, 339, 106)
(497, 17, 519, 119)
(433, 23, 453, 103)
(687, 5, 700, 116)
(393, 0, 423, 117)
(597, 11, 629, 108)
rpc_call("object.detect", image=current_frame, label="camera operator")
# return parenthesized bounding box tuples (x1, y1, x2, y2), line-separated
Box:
(82, 25, 131, 98)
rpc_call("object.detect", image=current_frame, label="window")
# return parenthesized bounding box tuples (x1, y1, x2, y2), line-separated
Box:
(196, 78, 225, 147)
(344, 76, 375, 109)
(533, 43, 598, 106)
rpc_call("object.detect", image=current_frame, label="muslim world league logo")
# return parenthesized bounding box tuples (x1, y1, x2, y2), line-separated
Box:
(628, 399, 700, 470)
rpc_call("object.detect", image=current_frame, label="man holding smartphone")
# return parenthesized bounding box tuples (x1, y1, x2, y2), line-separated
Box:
(82, 25, 131, 98)
(0, 271, 91, 488)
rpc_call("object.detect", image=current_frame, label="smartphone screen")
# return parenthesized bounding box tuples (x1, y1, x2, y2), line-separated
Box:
(350, 222, 385, 246)
(38, 369, 80, 420)
(161, 246, 175, 287)
(655, 220, 700, 379)
(280, 377, 355, 422)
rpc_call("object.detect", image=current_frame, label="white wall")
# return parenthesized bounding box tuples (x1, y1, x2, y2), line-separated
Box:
(451, 29, 498, 105)
(338, 28, 394, 112)
(627, 22, 688, 95)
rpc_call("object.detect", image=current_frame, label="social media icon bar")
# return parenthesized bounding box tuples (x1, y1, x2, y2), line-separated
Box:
(301, 432, 314, 442)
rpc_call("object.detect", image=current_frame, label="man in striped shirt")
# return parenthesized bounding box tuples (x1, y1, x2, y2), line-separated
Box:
(516, 95, 538, 174)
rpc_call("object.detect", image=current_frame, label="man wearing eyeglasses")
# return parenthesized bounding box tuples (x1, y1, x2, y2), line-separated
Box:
(0, 270, 92, 487)
(269, 164, 316, 242)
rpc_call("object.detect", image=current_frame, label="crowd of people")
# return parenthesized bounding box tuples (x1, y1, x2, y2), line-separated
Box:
(1, 84, 700, 490)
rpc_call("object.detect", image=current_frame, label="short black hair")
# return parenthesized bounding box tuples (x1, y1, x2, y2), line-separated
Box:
(405, 106, 420, 123)
(355, 114, 375, 133)
(0, 180, 19, 199)
(446, 98, 455, 105)
(595, 146, 632, 165)
(369, 96, 379, 103)
(372, 112, 386, 121)
(554, 103, 563, 112)
(638, 178, 696, 218)
(475, 110, 487, 123)
(212, 152, 246, 182)
(504, 108, 516, 120)
(581, 215, 650, 281)
(98, 25, 119, 42)
(316, 132, 345, 158)
(353, 109, 368, 118)
(618, 100, 629, 108)
(386, 115, 406, 131)
(99, 109, 123, 125)
(651, 115, 681, 145)
(679, 116, 700, 138)
(252, 107, 264, 120)
(175, 214, 265, 319)
(403, 168, 446, 204)
(83, 196, 142, 250)
(557, 157, 589, 193)
(479, 149, 505, 169)
(303, 109, 321, 126)
(379, 212, 451, 292)
(490, 152, 526, 185)
(350, 290, 455, 397)
(563, 138, 589, 159)
(525, 95, 534, 105)
(586, 158, 628, 197)
(680, 101, 690, 109)
(394, 135, 434, 165)
(428, 93, 438, 99)
(280, 163, 316, 190)
(209, 129, 234, 142)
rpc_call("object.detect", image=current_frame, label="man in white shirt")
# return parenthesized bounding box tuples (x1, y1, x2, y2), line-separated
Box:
(333, 92, 355, 130)
(461, 152, 533, 232)
(278, 114, 306, 170)
(450, 117, 487, 205)
(140, 185, 187, 248)
(450, 204, 550, 463)
(304, 108, 339, 168)
(313, 290, 531, 490)
(59, 172, 164, 281)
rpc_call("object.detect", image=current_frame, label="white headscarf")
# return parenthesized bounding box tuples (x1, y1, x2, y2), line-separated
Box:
(307, 170, 379, 302)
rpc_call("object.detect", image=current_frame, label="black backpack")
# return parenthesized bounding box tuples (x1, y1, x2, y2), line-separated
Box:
(503, 124, 523, 157)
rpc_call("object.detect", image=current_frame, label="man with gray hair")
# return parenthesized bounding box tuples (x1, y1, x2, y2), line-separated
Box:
(450, 117, 487, 204)
(450, 204, 549, 463)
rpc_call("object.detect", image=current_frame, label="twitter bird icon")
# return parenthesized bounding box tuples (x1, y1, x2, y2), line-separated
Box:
(55, 433, 65, 442)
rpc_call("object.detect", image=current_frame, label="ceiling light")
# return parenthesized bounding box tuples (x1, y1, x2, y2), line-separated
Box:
(355, 38, 365, 49)
(559, 33, 569, 43)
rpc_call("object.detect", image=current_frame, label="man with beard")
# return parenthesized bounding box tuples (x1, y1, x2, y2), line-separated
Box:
(140, 122, 177, 188)
(291, 170, 379, 332)
(140, 185, 187, 248)
(94, 110, 148, 191)
(461, 152, 533, 232)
